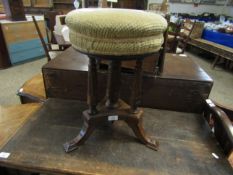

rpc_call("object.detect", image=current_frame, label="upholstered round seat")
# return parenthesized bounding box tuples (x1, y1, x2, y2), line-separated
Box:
(66, 9, 167, 56)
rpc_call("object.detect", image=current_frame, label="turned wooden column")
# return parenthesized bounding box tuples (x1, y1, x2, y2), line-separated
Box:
(105, 61, 122, 109)
(88, 57, 98, 115)
(130, 59, 143, 112)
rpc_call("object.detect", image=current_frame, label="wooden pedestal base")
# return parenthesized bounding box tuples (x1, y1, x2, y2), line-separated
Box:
(63, 100, 158, 153)
(64, 56, 159, 153)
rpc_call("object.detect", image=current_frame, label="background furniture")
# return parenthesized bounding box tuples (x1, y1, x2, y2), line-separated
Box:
(0, 98, 232, 174)
(23, 0, 53, 14)
(202, 29, 233, 49)
(42, 47, 213, 113)
(44, 11, 61, 44)
(0, 19, 46, 66)
(0, 21, 11, 69)
(53, 0, 75, 14)
(17, 16, 70, 104)
(167, 21, 182, 53)
(188, 24, 233, 69)
(2, 0, 26, 21)
(0, 1, 4, 13)
(23, 0, 147, 13)
(176, 19, 196, 53)
(147, 0, 169, 13)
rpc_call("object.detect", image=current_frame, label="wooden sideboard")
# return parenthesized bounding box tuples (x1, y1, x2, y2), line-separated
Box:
(0, 19, 46, 69)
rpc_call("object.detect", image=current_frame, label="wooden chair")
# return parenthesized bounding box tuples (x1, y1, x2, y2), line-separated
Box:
(166, 21, 182, 53)
(52, 15, 71, 51)
(44, 11, 61, 45)
(147, 0, 169, 13)
(17, 16, 70, 104)
(176, 19, 196, 54)
(32, 16, 70, 61)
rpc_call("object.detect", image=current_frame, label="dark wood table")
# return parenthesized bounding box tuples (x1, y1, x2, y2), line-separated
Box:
(0, 99, 232, 174)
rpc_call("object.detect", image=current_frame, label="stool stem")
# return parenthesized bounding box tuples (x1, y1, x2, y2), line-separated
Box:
(131, 59, 143, 112)
(105, 60, 121, 109)
(88, 57, 98, 115)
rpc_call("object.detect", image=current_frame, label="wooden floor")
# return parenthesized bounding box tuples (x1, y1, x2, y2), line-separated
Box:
(0, 99, 232, 175)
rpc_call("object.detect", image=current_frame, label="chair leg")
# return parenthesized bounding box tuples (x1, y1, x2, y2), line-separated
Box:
(212, 55, 220, 69)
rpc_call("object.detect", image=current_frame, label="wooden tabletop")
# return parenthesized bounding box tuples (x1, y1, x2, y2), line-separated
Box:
(0, 99, 232, 175)
(0, 103, 41, 150)
(18, 73, 46, 102)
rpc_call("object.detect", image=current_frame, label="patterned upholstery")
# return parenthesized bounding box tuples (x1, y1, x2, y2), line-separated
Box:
(66, 8, 167, 56)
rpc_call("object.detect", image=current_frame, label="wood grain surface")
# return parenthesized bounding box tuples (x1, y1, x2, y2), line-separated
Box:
(0, 99, 232, 175)
(0, 103, 41, 149)
(42, 48, 213, 113)
(18, 73, 46, 103)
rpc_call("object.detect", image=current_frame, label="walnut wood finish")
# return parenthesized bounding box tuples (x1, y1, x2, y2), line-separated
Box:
(203, 99, 233, 155)
(0, 103, 41, 149)
(17, 17, 70, 104)
(87, 57, 98, 115)
(0, 23, 11, 69)
(2, 0, 26, 21)
(203, 99, 233, 168)
(105, 60, 122, 109)
(17, 74, 46, 104)
(64, 53, 159, 152)
(42, 48, 213, 113)
(0, 99, 232, 174)
(32, 16, 51, 62)
(177, 19, 196, 54)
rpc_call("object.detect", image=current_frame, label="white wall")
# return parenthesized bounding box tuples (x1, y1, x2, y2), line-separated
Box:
(169, 3, 233, 16)
(230, 6, 233, 16)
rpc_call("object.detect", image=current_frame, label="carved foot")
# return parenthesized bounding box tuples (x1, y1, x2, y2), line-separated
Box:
(63, 122, 95, 153)
(127, 119, 159, 151)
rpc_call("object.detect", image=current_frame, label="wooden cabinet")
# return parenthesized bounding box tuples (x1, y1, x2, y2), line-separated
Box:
(23, 0, 53, 14)
(33, 0, 53, 7)
(0, 20, 46, 67)
(2, 0, 26, 21)
(23, 0, 146, 14)
(113, 0, 146, 9)
(53, 0, 75, 14)
(23, 0, 53, 7)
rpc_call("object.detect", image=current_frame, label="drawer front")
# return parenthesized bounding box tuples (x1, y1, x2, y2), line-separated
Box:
(10, 47, 45, 64)
(8, 38, 47, 53)
(2, 21, 46, 44)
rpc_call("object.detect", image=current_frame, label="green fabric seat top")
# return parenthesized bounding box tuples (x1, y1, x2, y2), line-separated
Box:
(66, 8, 167, 56)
